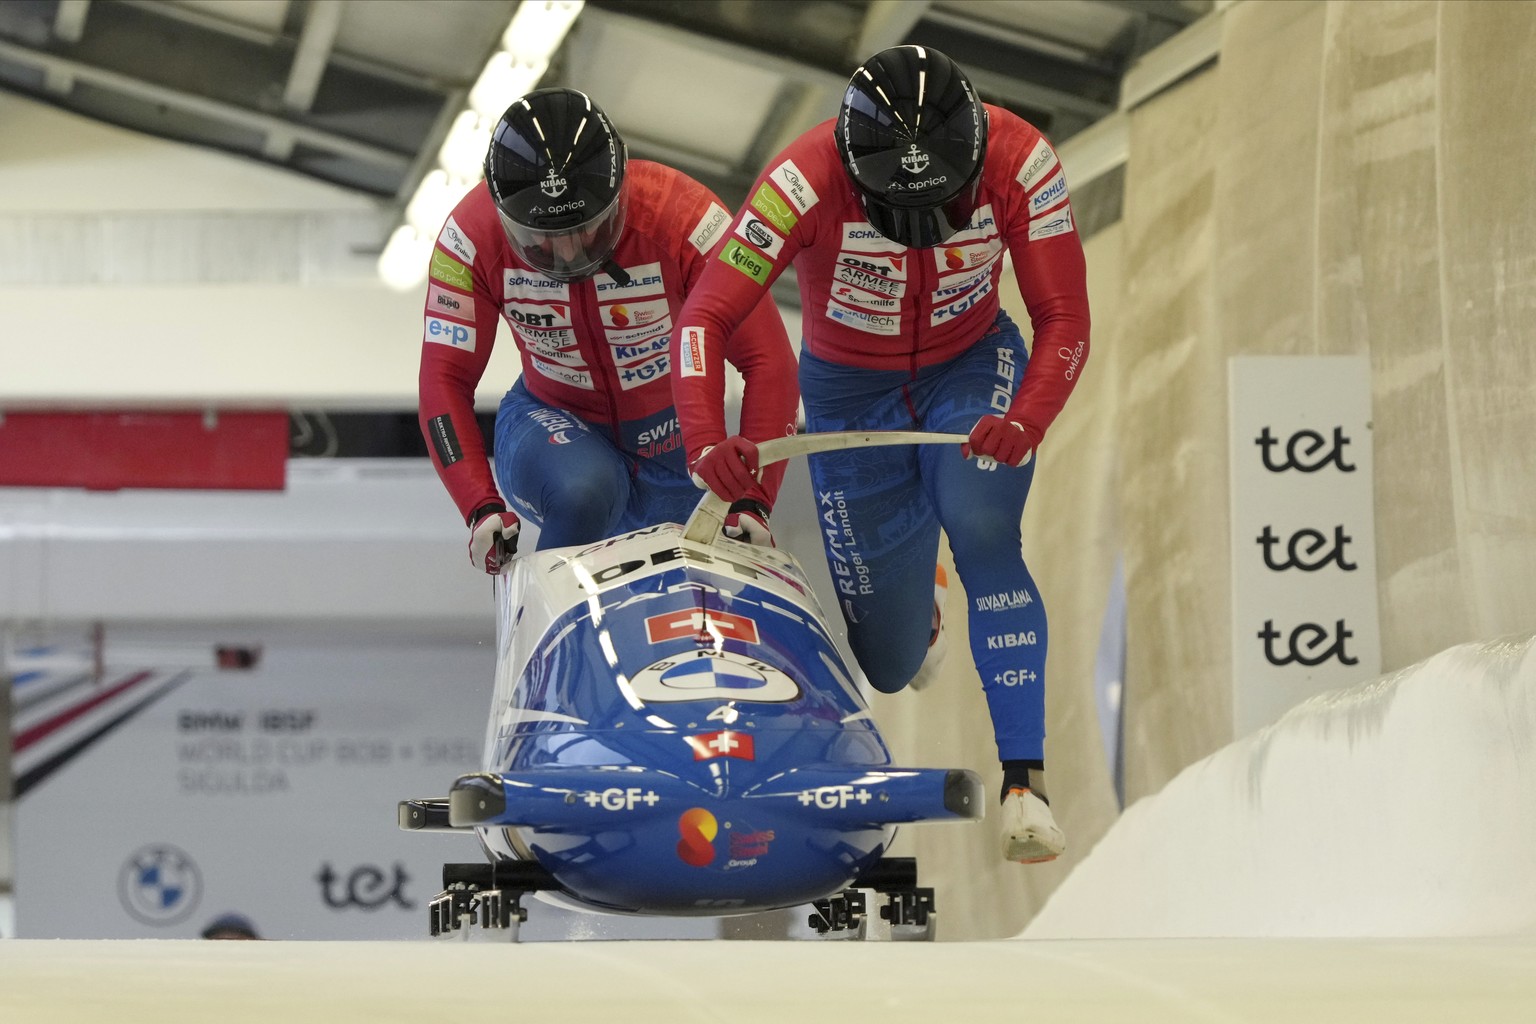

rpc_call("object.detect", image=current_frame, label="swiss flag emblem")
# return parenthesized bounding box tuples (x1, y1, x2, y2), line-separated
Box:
(646, 610, 760, 644)
(687, 730, 755, 761)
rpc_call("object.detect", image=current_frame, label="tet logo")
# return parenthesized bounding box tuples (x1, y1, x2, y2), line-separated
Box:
(317, 862, 413, 910)
(1257, 525, 1357, 572)
(1255, 426, 1356, 473)
(1258, 620, 1359, 667)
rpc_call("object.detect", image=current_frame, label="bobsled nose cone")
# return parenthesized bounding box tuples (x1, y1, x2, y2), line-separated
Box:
(449, 773, 505, 826)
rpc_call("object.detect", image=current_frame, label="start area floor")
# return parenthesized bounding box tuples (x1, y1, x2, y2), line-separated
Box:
(2, 936, 1534, 1023)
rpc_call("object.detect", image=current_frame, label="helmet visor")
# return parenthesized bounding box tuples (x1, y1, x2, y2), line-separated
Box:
(859, 175, 982, 249)
(497, 188, 628, 281)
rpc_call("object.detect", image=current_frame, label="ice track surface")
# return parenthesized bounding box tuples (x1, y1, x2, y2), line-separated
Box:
(3, 937, 1535, 1023)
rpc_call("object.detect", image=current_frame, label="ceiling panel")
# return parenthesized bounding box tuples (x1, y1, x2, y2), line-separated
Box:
(0, 0, 1215, 255)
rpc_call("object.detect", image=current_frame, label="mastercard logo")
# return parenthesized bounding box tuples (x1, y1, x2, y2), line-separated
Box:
(676, 807, 718, 866)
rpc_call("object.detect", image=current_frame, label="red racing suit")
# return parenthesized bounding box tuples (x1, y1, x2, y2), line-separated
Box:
(418, 161, 798, 524)
(672, 106, 1090, 461)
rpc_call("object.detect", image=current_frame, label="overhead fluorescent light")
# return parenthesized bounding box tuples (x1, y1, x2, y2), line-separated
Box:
(379, 1, 584, 291)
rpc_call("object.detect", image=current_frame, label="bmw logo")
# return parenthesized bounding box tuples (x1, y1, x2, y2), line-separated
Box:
(119, 844, 203, 926)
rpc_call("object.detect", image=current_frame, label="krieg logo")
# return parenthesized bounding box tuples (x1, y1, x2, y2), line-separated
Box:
(317, 862, 414, 910)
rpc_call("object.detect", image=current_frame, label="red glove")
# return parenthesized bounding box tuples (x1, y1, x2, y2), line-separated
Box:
(963, 415, 1040, 467)
(468, 502, 520, 574)
(722, 498, 774, 547)
(689, 436, 761, 501)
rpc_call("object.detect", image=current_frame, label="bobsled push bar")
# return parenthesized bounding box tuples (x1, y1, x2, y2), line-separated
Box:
(682, 430, 983, 546)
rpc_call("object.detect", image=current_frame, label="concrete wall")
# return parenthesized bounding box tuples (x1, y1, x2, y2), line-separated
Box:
(873, 0, 1536, 939)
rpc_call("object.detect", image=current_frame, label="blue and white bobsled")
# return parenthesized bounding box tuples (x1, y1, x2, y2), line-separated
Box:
(400, 432, 982, 933)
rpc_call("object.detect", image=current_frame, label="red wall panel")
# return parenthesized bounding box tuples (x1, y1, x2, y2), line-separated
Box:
(0, 411, 288, 490)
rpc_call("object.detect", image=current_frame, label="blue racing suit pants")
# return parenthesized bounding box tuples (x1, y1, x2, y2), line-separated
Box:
(494, 380, 701, 550)
(799, 310, 1047, 762)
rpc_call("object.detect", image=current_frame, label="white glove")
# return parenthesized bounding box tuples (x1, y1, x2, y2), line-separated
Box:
(468, 503, 520, 574)
(722, 498, 774, 547)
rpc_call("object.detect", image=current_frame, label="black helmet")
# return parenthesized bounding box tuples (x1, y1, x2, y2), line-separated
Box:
(484, 88, 628, 280)
(835, 46, 988, 248)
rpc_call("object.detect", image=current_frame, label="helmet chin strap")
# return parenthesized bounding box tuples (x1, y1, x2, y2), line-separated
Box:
(602, 259, 631, 286)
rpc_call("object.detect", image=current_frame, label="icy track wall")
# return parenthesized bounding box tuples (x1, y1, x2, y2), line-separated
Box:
(1023, 634, 1536, 939)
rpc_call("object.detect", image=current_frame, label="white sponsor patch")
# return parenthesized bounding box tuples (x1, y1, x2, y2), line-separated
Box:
(530, 355, 594, 389)
(836, 252, 908, 281)
(680, 326, 707, 378)
(944, 204, 999, 247)
(829, 282, 901, 313)
(504, 301, 572, 330)
(840, 221, 899, 254)
(833, 263, 907, 298)
(595, 262, 666, 298)
(504, 269, 569, 303)
(690, 202, 730, 254)
(733, 215, 786, 260)
(424, 316, 476, 351)
(930, 276, 993, 326)
(1029, 168, 1070, 216)
(606, 317, 673, 350)
(1028, 205, 1075, 241)
(438, 216, 476, 266)
(770, 159, 819, 214)
(616, 353, 669, 390)
(825, 298, 900, 336)
(601, 296, 669, 331)
(523, 331, 584, 366)
(932, 263, 995, 300)
(1015, 138, 1060, 193)
(609, 332, 671, 364)
(934, 239, 1003, 276)
(427, 283, 474, 323)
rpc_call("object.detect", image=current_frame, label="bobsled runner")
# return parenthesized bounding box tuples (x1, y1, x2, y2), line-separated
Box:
(400, 431, 982, 940)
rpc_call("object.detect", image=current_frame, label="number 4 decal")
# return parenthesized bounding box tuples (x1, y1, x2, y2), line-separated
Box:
(707, 705, 740, 724)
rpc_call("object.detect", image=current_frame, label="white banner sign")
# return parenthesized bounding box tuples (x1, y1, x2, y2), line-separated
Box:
(1228, 356, 1381, 735)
